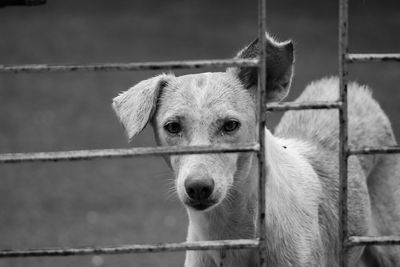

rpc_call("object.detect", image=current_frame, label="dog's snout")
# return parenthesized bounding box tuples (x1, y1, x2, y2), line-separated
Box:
(184, 177, 214, 201)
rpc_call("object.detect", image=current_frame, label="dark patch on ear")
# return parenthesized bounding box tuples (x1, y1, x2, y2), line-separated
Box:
(236, 38, 259, 89)
(238, 66, 258, 89)
(237, 38, 259, 59)
(232, 33, 295, 103)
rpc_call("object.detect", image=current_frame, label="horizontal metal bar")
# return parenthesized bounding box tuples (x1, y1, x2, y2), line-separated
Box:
(348, 236, 400, 247)
(266, 101, 342, 111)
(0, 239, 260, 258)
(347, 53, 400, 63)
(348, 146, 400, 155)
(0, 143, 259, 164)
(0, 0, 45, 7)
(0, 58, 259, 74)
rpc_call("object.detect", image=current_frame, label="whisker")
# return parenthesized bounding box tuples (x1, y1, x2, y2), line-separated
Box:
(165, 179, 179, 202)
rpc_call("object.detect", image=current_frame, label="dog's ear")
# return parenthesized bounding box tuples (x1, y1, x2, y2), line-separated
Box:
(112, 74, 173, 140)
(232, 33, 294, 102)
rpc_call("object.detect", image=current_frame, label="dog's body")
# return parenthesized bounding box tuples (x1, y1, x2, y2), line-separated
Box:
(275, 77, 400, 267)
(113, 34, 400, 266)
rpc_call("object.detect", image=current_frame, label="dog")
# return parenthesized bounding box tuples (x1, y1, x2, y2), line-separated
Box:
(112, 33, 400, 266)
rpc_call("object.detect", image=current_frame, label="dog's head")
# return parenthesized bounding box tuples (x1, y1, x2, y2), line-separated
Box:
(113, 33, 294, 212)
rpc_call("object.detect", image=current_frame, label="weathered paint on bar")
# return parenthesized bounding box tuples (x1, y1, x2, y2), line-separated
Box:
(257, 0, 268, 266)
(348, 146, 400, 155)
(347, 53, 400, 63)
(338, 0, 349, 266)
(0, 239, 260, 258)
(0, 59, 258, 74)
(348, 236, 400, 247)
(0, 143, 260, 164)
(266, 101, 342, 111)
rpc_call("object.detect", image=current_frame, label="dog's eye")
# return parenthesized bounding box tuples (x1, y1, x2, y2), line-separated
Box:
(164, 121, 182, 134)
(222, 120, 240, 133)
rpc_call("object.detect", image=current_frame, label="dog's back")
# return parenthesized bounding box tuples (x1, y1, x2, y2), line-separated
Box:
(275, 77, 400, 266)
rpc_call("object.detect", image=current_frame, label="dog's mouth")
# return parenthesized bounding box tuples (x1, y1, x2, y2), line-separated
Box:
(184, 199, 218, 211)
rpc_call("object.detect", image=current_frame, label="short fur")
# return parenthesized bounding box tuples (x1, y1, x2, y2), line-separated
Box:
(112, 33, 400, 266)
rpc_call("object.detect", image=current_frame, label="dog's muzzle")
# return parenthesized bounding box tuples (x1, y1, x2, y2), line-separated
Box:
(184, 176, 216, 211)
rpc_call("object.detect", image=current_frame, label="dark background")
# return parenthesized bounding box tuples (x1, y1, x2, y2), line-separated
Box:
(0, 0, 399, 266)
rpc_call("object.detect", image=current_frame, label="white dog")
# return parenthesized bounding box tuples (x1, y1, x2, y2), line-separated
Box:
(112, 33, 400, 266)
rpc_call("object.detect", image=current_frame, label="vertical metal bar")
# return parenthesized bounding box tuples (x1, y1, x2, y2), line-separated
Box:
(257, 0, 268, 266)
(338, 0, 349, 266)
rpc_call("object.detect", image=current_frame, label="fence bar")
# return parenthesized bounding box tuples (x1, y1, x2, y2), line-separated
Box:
(0, 143, 259, 164)
(338, 0, 349, 266)
(348, 236, 400, 247)
(349, 146, 400, 155)
(266, 101, 342, 111)
(0, 59, 258, 74)
(347, 53, 400, 63)
(0, 0, 45, 7)
(0, 239, 260, 258)
(257, 0, 268, 266)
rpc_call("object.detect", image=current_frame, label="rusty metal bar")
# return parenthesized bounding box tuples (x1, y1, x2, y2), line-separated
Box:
(338, 0, 349, 266)
(257, 0, 268, 266)
(0, 59, 258, 74)
(348, 236, 400, 247)
(347, 53, 400, 63)
(0, 239, 260, 258)
(266, 101, 342, 111)
(0, 0, 45, 7)
(349, 146, 400, 155)
(0, 143, 259, 164)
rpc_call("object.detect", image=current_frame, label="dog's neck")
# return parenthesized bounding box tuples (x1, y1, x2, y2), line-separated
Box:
(186, 129, 289, 241)
(186, 164, 258, 266)
(186, 171, 258, 241)
(184, 136, 260, 266)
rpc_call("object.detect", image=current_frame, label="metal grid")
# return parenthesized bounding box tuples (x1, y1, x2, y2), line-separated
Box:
(1, 0, 400, 265)
(339, 0, 400, 263)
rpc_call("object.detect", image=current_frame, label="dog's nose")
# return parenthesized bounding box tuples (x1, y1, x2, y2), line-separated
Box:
(184, 177, 214, 202)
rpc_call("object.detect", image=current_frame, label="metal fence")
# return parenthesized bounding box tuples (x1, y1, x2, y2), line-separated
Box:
(1, 0, 400, 266)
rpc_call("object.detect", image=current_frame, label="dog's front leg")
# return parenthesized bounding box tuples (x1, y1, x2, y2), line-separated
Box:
(184, 251, 216, 267)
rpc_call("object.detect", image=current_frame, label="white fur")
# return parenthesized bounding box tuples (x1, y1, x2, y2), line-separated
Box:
(112, 35, 400, 266)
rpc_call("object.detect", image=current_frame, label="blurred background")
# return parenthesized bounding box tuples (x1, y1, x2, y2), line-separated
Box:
(0, 0, 399, 266)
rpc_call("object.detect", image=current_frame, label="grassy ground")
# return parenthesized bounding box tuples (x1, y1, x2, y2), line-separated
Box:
(0, 0, 399, 266)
